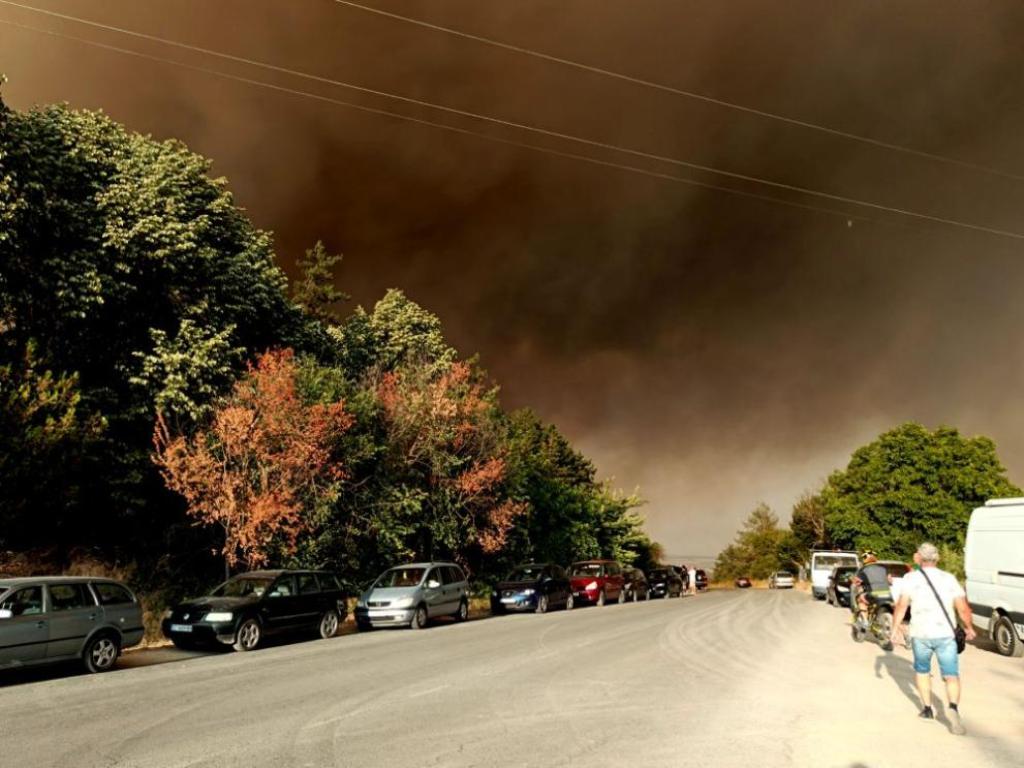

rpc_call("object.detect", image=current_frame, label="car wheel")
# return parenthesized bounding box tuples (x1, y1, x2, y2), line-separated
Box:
(410, 604, 429, 630)
(83, 633, 120, 673)
(455, 599, 469, 622)
(596, 590, 606, 607)
(994, 615, 1024, 657)
(536, 595, 549, 614)
(319, 609, 340, 639)
(565, 593, 574, 611)
(234, 618, 262, 652)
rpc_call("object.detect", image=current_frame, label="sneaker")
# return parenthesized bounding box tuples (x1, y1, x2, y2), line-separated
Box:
(919, 706, 934, 720)
(949, 707, 966, 735)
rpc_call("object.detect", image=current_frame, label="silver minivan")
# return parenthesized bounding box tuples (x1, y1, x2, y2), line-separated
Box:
(355, 562, 469, 630)
(0, 576, 145, 673)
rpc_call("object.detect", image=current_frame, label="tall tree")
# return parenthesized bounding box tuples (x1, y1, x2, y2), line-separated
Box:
(820, 423, 1020, 558)
(153, 349, 353, 571)
(292, 241, 349, 326)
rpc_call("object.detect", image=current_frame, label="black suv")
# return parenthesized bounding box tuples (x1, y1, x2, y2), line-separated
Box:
(162, 570, 346, 652)
(695, 569, 709, 591)
(621, 567, 650, 602)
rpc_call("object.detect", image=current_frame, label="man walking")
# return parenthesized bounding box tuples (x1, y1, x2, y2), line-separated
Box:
(890, 542, 976, 735)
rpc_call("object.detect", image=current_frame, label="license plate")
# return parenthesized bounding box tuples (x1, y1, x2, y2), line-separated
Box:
(500, 597, 518, 604)
(170, 624, 193, 633)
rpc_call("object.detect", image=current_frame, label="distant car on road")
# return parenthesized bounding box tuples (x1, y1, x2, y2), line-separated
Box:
(491, 563, 572, 614)
(0, 576, 144, 674)
(621, 567, 650, 602)
(648, 567, 684, 599)
(826, 565, 857, 607)
(695, 569, 709, 591)
(163, 570, 346, 651)
(735, 577, 752, 589)
(356, 562, 469, 630)
(569, 560, 626, 606)
(768, 571, 795, 589)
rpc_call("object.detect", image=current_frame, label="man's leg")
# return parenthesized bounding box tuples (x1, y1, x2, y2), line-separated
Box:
(935, 638, 965, 735)
(911, 639, 934, 718)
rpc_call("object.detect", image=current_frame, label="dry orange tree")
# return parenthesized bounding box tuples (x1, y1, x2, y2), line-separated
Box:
(153, 349, 353, 571)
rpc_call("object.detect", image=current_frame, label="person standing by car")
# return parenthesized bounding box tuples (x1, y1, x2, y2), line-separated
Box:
(687, 565, 697, 596)
(890, 543, 976, 735)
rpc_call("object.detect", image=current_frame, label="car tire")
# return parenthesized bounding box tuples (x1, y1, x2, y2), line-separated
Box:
(565, 593, 574, 611)
(993, 615, 1024, 657)
(596, 590, 606, 607)
(318, 609, 340, 639)
(410, 604, 429, 630)
(455, 599, 469, 622)
(536, 595, 549, 614)
(83, 633, 120, 673)
(233, 618, 262, 652)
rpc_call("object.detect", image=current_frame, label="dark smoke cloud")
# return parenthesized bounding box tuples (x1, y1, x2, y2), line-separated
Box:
(3, 0, 1024, 563)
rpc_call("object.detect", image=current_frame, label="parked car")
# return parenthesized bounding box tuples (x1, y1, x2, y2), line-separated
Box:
(809, 550, 859, 599)
(966, 498, 1024, 656)
(491, 563, 572, 613)
(695, 569, 709, 591)
(648, 567, 684, 598)
(621, 567, 650, 602)
(356, 562, 469, 630)
(163, 570, 345, 651)
(0, 576, 144, 674)
(826, 565, 857, 607)
(735, 577, 752, 589)
(768, 571, 794, 589)
(569, 560, 626, 606)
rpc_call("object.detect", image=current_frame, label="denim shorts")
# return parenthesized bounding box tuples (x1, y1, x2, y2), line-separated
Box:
(911, 636, 959, 677)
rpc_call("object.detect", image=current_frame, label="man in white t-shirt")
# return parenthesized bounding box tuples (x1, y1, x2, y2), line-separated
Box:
(890, 543, 976, 735)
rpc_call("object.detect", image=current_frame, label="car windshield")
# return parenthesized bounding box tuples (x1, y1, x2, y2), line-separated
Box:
(507, 566, 545, 581)
(212, 576, 275, 598)
(649, 569, 667, 579)
(571, 563, 603, 577)
(884, 564, 909, 578)
(814, 555, 857, 569)
(375, 568, 426, 588)
(775, 572, 792, 578)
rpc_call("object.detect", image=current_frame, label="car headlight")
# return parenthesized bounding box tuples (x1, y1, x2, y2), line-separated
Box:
(392, 596, 414, 609)
(204, 611, 233, 622)
(522, 588, 535, 596)
(586, 581, 598, 591)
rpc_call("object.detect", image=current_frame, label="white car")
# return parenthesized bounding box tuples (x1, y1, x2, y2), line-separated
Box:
(769, 571, 795, 589)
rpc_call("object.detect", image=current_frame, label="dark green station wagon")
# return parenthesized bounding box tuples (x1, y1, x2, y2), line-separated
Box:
(0, 576, 145, 673)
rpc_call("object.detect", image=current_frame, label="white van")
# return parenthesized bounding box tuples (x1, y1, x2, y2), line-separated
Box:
(965, 498, 1024, 657)
(808, 550, 859, 600)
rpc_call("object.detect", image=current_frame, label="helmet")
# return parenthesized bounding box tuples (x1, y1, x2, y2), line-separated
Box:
(860, 549, 878, 563)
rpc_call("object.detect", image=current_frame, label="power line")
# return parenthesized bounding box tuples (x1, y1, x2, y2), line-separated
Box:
(0, 17, 880, 228)
(1, 3, 1022, 241)
(333, 0, 1024, 184)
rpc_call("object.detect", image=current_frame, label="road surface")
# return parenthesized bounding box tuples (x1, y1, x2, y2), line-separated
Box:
(2, 590, 1021, 767)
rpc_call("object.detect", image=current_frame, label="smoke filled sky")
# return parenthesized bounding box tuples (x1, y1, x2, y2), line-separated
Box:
(3, 1, 1024, 563)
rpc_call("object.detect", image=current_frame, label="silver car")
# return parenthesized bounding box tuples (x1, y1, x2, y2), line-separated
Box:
(355, 562, 469, 630)
(0, 576, 145, 673)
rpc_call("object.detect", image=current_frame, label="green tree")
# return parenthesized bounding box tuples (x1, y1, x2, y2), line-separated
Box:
(292, 241, 349, 326)
(713, 503, 787, 580)
(821, 423, 1020, 559)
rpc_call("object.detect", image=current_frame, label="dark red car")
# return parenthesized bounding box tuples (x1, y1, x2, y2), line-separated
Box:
(569, 560, 626, 606)
(735, 577, 752, 588)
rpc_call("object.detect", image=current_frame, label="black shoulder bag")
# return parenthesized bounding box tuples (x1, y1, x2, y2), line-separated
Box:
(920, 568, 967, 654)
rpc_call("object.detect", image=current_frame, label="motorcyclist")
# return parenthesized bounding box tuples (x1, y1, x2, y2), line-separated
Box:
(852, 550, 890, 626)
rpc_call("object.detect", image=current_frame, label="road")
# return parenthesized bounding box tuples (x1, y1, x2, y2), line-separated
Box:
(2, 590, 1021, 767)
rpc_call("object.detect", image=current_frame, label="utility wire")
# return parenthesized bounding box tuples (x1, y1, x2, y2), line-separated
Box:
(0, 18, 879, 228)
(333, 0, 1024, 183)
(1, 3, 1022, 241)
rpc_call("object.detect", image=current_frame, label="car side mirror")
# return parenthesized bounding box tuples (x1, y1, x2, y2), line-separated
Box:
(0, 609, 12, 619)
(426, 580, 441, 589)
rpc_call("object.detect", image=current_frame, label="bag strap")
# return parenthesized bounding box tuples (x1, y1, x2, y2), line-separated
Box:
(920, 568, 958, 633)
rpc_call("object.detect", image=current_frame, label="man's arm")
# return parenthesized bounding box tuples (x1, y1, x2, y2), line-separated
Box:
(890, 594, 910, 645)
(954, 596, 976, 641)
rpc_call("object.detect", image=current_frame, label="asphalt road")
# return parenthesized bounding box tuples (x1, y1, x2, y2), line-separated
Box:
(2, 590, 1021, 767)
